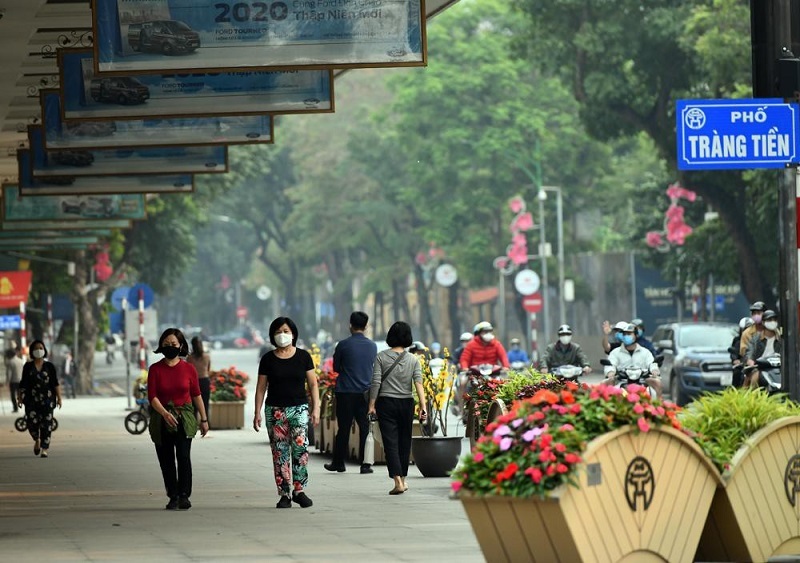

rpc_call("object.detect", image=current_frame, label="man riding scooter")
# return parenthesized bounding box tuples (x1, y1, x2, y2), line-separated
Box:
(507, 338, 530, 370)
(541, 325, 591, 378)
(459, 322, 509, 371)
(602, 323, 663, 399)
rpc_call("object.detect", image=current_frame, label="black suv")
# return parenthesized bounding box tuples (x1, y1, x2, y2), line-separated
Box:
(651, 322, 738, 406)
(128, 20, 200, 55)
(90, 77, 150, 105)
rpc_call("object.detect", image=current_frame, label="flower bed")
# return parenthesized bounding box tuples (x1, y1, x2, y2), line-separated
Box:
(209, 366, 249, 402)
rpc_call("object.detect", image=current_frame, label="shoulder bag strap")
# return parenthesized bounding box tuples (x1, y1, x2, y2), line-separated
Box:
(378, 351, 407, 393)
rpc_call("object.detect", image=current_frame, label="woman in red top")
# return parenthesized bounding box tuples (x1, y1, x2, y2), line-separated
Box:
(148, 328, 208, 510)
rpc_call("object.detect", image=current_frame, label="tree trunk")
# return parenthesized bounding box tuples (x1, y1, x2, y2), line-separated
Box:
(70, 251, 104, 395)
(448, 282, 460, 349)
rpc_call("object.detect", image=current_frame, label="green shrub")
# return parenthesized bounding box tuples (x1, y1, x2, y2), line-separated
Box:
(496, 369, 561, 404)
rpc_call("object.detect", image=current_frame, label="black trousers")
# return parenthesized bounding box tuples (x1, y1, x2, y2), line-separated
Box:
(376, 396, 414, 478)
(154, 422, 193, 500)
(9, 382, 18, 411)
(198, 378, 210, 423)
(333, 392, 369, 466)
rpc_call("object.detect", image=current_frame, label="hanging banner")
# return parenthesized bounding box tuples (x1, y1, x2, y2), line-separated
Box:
(0, 219, 132, 231)
(0, 229, 112, 239)
(0, 271, 33, 308)
(0, 236, 101, 247)
(29, 126, 228, 177)
(41, 90, 274, 150)
(3, 185, 147, 222)
(17, 149, 194, 196)
(60, 49, 333, 121)
(91, 0, 426, 74)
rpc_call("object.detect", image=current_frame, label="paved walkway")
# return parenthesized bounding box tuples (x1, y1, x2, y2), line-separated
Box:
(0, 389, 483, 562)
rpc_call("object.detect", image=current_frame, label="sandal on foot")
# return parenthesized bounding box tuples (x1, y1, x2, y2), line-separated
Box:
(389, 486, 405, 495)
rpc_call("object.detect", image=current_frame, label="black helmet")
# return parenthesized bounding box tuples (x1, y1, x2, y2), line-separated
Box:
(557, 324, 573, 335)
(750, 301, 766, 312)
(762, 309, 778, 321)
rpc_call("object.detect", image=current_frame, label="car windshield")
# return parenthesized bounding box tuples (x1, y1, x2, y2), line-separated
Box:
(120, 78, 145, 87)
(677, 325, 735, 348)
(167, 21, 192, 32)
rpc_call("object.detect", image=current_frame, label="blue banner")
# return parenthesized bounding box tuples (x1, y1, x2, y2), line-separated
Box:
(29, 126, 227, 177)
(92, 0, 425, 73)
(676, 98, 799, 170)
(41, 90, 273, 150)
(3, 185, 147, 222)
(60, 49, 332, 120)
(0, 315, 21, 329)
(17, 149, 194, 197)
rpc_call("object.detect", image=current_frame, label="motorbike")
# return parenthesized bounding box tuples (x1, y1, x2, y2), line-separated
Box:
(550, 364, 583, 382)
(600, 358, 661, 398)
(744, 354, 782, 394)
(124, 382, 150, 435)
(510, 360, 528, 371)
(459, 364, 508, 446)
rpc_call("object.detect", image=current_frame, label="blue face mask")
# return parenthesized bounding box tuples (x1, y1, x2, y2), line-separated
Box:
(615, 332, 624, 343)
(636, 328, 643, 338)
(622, 334, 636, 346)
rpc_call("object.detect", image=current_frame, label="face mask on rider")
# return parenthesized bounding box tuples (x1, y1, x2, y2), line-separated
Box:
(752, 313, 762, 324)
(32, 348, 45, 359)
(559, 335, 572, 345)
(622, 334, 636, 346)
(275, 332, 293, 348)
(481, 332, 495, 343)
(764, 320, 778, 331)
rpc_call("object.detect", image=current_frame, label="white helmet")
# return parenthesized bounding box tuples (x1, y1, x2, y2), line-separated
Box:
(474, 321, 494, 334)
(739, 316, 754, 330)
(460, 332, 473, 342)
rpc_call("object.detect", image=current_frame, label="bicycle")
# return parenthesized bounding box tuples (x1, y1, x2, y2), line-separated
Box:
(15, 415, 58, 432)
(124, 383, 150, 435)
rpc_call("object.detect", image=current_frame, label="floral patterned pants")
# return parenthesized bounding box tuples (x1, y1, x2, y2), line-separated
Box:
(26, 405, 55, 449)
(265, 405, 309, 496)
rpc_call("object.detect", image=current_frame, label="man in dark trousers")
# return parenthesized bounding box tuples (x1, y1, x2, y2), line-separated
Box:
(325, 311, 378, 474)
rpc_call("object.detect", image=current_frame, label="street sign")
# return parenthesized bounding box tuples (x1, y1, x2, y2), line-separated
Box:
(236, 306, 248, 319)
(434, 264, 458, 287)
(514, 269, 540, 295)
(127, 282, 154, 308)
(111, 286, 130, 311)
(256, 285, 272, 301)
(0, 314, 21, 329)
(677, 99, 798, 170)
(521, 293, 543, 313)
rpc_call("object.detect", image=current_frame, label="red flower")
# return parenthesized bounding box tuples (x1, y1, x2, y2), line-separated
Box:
(532, 390, 560, 405)
(525, 467, 543, 484)
(564, 453, 581, 464)
(492, 462, 519, 483)
(556, 463, 569, 474)
(554, 442, 567, 453)
(560, 390, 575, 404)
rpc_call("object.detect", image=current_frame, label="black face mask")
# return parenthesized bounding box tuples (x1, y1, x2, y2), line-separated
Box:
(161, 346, 180, 359)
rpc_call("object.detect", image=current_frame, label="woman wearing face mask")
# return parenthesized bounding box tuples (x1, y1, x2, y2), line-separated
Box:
(743, 309, 782, 388)
(147, 328, 208, 510)
(17, 340, 61, 458)
(253, 316, 320, 509)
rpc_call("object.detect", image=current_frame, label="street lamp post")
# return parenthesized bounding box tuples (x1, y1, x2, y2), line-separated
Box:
(536, 192, 550, 340)
(538, 187, 566, 329)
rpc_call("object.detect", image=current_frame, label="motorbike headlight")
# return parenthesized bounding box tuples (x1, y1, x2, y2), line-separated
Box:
(683, 358, 703, 369)
(627, 368, 643, 380)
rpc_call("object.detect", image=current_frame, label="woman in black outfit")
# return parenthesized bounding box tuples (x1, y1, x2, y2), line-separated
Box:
(17, 340, 62, 458)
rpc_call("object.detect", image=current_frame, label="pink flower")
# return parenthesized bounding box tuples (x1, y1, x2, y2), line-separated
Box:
(645, 231, 664, 248)
(493, 424, 512, 438)
(473, 451, 484, 463)
(451, 481, 463, 492)
(633, 403, 645, 414)
(511, 212, 534, 232)
(509, 196, 525, 214)
(626, 393, 640, 403)
(511, 418, 524, 428)
(499, 437, 514, 451)
(522, 427, 543, 442)
(559, 423, 574, 431)
(637, 417, 651, 433)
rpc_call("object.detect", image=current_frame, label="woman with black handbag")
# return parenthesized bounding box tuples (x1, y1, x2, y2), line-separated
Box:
(367, 321, 427, 495)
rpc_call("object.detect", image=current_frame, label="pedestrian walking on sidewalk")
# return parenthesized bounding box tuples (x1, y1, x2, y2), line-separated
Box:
(147, 328, 209, 511)
(6, 344, 23, 412)
(60, 350, 78, 398)
(186, 336, 211, 425)
(324, 311, 377, 475)
(253, 316, 321, 509)
(367, 322, 427, 495)
(17, 340, 61, 458)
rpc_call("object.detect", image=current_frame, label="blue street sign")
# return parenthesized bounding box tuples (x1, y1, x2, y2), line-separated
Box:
(127, 283, 154, 309)
(0, 314, 21, 329)
(111, 286, 130, 312)
(677, 99, 799, 170)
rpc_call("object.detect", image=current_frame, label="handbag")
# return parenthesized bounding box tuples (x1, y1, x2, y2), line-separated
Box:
(364, 351, 406, 402)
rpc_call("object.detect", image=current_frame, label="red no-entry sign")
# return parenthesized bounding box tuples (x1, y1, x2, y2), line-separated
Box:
(522, 293, 543, 313)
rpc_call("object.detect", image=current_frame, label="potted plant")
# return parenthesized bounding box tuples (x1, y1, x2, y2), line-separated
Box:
(453, 383, 722, 562)
(310, 344, 337, 451)
(208, 366, 249, 429)
(682, 388, 800, 562)
(410, 353, 463, 477)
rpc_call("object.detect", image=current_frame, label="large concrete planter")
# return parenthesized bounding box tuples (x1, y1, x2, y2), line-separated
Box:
(696, 416, 800, 562)
(459, 425, 721, 563)
(209, 401, 244, 430)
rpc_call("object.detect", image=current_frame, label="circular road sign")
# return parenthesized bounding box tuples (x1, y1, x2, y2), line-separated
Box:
(127, 283, 154, 309)
(521, 293, 543, 313)
(111, 286, 131, 311)
(514, 269, 541, 296)
(435, 264, 458, 287)
(256, 285, 272, 301)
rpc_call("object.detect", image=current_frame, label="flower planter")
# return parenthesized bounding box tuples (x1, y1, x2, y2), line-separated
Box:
(411, 436, 462, 477)
(459, 425, 722, 563)
(322, 410, 338, 455)
(696, 416, 800, 562)
(466, 410, 484, 449)
(209, 401, 245, 430)
(487, 398, 508, 423)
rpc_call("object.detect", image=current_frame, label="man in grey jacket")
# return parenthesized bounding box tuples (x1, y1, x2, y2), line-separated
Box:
(6, 345, 24, 412)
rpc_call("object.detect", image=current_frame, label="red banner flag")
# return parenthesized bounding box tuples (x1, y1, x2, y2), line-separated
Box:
(0, 271, 32, 309)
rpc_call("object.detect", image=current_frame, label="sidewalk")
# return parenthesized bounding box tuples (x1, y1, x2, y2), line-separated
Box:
(0, 393, 483, 562)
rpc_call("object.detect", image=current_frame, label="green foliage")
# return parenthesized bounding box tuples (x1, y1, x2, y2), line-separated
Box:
(680, 388, 800, 472)
(496, 369, 560, 404)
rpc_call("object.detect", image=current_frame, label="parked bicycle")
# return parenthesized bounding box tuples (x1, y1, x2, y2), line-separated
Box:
(124, 383, 150, 435)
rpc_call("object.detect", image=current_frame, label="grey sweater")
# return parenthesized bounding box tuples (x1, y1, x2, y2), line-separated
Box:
(369, 350, 422, 401)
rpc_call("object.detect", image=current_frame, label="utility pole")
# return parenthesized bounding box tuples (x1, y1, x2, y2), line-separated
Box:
(750, 0, 800, 401)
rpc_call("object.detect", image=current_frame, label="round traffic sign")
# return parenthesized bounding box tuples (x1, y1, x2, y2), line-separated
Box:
(521, 293, 543, 313)
(111, 286, 131, 311)
(256, 285, 272, 301)
(514, 269, 540, 296)
(434, 264, 458, 287)
(127, 283, 154, 308)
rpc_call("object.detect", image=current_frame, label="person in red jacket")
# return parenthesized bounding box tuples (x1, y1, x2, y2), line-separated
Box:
(459, 322, 510, 370)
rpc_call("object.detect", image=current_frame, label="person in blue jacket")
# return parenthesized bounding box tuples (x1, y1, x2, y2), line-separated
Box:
(506, 338, 530, 366)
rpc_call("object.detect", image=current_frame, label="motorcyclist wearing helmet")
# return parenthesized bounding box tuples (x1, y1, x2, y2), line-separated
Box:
(730, 317, 754, 387)
(601, 321, 629, 354)
(541, 325, 591, 375)
(630, 318, 656, 355)
(507, 338, 530, 366)
(743, 309, 782, 388)
(452, 332, 473, 366)
(602, 323, 663, 398)
(409, 341, 428, 358)
(459, 322, 509, 370)
(429, 342, 442, 359)
(738, 301, 766, 357)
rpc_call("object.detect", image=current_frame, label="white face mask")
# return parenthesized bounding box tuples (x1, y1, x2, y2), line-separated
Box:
(559, 335, 572, 345)
(274, 333, 293, 348)
(481, 333, 495, 343)
(764, 321, 778, 331)
(32, 349, 45, 359)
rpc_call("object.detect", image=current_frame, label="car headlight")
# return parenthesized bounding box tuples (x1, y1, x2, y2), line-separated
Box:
(682, 358, 703, 369)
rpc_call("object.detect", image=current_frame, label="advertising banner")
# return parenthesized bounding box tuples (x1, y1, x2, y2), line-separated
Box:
(0, 229, 112, 239)
(0, 219, 132, 231)
(0, 271, 33, 309)
(92, 0, 426, 73)
(17, 149, 194, 196)
(60, 49, 333, 121)
(29, 126, 227, 177)
(0, 236, 100, 247)
(41, 90, 273, 150)
(3, 185, 146, 222)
